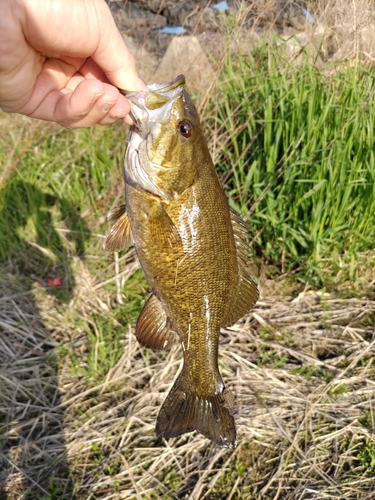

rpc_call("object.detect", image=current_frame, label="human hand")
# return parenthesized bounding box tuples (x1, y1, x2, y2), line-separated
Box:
(0, 0, 145, 128)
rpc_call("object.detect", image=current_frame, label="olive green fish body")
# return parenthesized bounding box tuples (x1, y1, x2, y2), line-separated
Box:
(105, 75, 258, 447)
(126, 158, 236, 373)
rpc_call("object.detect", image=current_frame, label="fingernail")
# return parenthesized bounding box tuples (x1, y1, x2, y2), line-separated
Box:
(102, 102, 115, 113)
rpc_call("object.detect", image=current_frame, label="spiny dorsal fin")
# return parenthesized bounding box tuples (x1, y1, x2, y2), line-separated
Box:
(136, 293, 177, 350)
(103, 205, 133, 253)
(223, 208, 259, 327)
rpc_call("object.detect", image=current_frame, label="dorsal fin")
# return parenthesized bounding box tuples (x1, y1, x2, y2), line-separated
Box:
(103, 205, 133, 252)
(223, 208, 259, 327)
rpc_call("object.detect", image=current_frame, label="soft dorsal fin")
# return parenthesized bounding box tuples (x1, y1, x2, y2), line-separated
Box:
(223, 208, 259, 327)
(103, 205, 133, 252)
(136, 293, 177, 350)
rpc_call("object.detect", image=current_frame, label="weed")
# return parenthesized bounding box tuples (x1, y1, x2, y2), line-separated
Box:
(66, 314, 130, 385)
(163, 469, 180, 493)
(357, 438, 375, 472)
(291, 365, 335, 383)
(328, 382, 348, 399)
(207, 39, 375, 286)
(359, 410, 375, 430)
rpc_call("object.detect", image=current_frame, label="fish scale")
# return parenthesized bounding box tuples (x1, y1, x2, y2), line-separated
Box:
(105, 75, 259, 447)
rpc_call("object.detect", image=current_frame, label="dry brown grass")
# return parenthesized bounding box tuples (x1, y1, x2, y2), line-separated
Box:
(308, 0, 375, 62)
(225, 0, 375, 64)
(1, 257, 374, 499)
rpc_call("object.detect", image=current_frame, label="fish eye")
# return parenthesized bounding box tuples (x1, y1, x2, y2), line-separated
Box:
(178, 121, 192, 138)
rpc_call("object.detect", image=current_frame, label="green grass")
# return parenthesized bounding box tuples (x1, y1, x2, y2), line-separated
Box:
(0, 120, 139, 297)
(290, 365, 334, 383)
(207, 38, 375, 285)
(358, 438, 375, 472)
(0, 118, 147, 378)
(0, 122, 126, 262)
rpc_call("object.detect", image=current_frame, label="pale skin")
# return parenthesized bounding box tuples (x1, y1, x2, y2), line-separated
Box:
(0, 0, 145, 128)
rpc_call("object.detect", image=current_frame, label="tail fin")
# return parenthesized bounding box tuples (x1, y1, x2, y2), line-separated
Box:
(156, 373, 237, 448)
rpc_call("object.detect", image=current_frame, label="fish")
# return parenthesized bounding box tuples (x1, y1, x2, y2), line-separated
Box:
(105, 75, 259, 448)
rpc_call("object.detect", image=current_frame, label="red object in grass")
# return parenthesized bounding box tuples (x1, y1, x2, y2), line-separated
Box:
(47, 277, 62, 287)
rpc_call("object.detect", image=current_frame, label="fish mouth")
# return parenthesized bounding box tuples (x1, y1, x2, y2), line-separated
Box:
(125, 75, 186, 134)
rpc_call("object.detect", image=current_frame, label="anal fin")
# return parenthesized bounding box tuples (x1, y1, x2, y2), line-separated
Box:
(104, 205, 133, 252)
(224, 208, 259, 326)
(136, 293, 177, 350)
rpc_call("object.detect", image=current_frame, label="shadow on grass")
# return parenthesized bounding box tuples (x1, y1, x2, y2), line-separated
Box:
(0, 180, 89, 499)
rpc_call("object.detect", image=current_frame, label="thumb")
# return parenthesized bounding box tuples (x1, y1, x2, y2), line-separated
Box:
(91, 1, 146, 91)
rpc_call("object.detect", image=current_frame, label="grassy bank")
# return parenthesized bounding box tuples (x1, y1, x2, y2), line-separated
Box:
(0, 37, 374, 499)
(206, 39, 375, 288)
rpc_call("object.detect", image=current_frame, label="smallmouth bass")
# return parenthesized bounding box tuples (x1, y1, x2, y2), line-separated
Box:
(105, 75, 258, 448)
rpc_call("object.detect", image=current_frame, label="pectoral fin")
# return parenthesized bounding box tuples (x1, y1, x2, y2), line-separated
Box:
(107, 204, 127, 223)
(136, 293, 177, 350)
(223, 209, 259, 327)
(104, 205, 133, 252)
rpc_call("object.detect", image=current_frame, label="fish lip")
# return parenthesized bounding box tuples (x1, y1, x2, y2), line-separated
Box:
(124, 74, 185, 100)
(125, 126, 172, 199)
(128, 102, 150, 141)
(147, 74, 186, 93)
